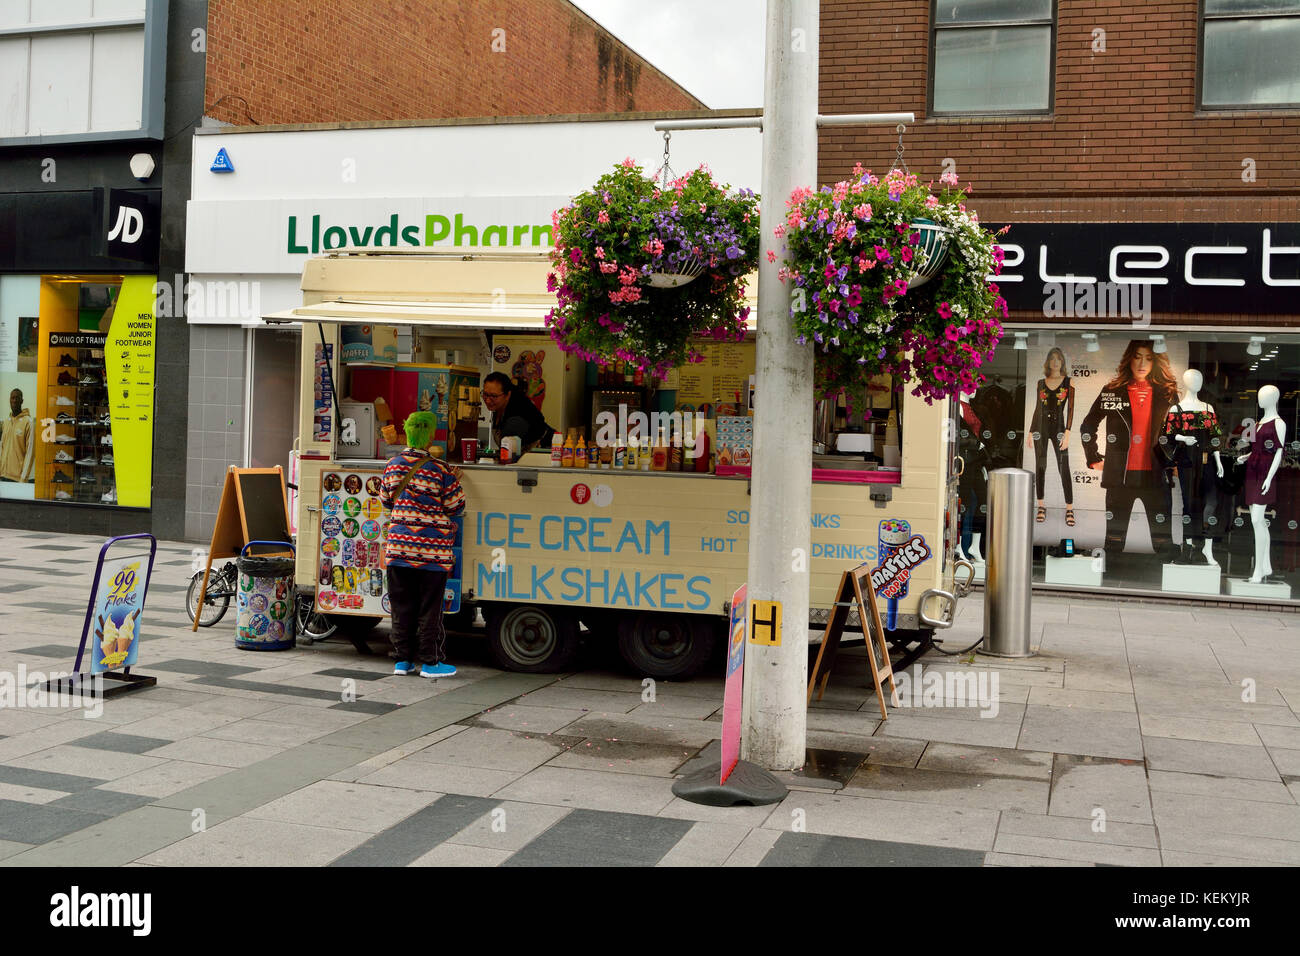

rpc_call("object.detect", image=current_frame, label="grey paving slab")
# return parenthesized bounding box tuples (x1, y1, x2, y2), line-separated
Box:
(0, 840, 33, 861)
(71, 731, 173, 754)
(502, 808, 692, 867)
(656, 795, 778, 828)
(0, 711, 62, 735)
(998, 809, 1159, 847)
(11, 645, 80, 658)
(985, 852, 1095, 867)
(874, 711, 1023, 749)
(190, 675, 348, 702)
(724, 828, 781, 866)
(1060, 665, 1135, 695)
(0, 781, 65, 803)
(917, 742, 1055, 781)
(1138, 714, 1264, 746)
(553, 713, 721, 748)
(510, 685, 645, 714)
(0, 799, 106, 844)
(1156, 827, 1300, 866)
(435, 673, 559, 706)
(0, 763, 108, 793)
(49, 789, 154, 816)
(545, 738, 699, 777)
(312, 667, 400, 682)
(1027, 686, 1136, 713)
(1048, 755, 1153, 824)
(761, 831, 985, 867)
(246, 780, 439, 833)
(1146, 768, 1297, 804)
(1159, 850, 1276, 867)
(309, 696, 486, 752)
(1018, 705, 1143, 760)
(145, 736, 283, 768)
(843, 763, 1051, 813)
(466, 704, 588, 734)
(408, 843, 512, 866)
(630, 696, 722, 720)
(761, 790, 1000, 852)
(553, 672, 724, 699)
(330, 794, 496, 867)
(327, 700, 401, 715)
(198, 719, 334, 749)
(7, 746, 165, 781)
(1256, 724, 1300, 751)
(494, 766, 679, 815)
(445, 800, 572, 853)
(324, 727, 470, 782)
(1269, 748, 1300, 776)
(96, 760, 233, 798)
(151, 741, 374, 824)
(1143, 736, 1283, 781)
(137, 816, 370, 867)
(357, 757, 524, 797)
(411, 727, 582, 773)
(991, 834, 1160, 866)
(1151, 789, 1300, 842)
(804, 732, 927, 768)
(244, 702, 374, 729)
(655, 822, 753, 867)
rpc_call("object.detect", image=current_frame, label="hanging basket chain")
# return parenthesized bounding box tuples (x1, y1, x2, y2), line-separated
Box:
(648, 129, 704, 287)
(654, 131, 678, 191)
(889, 123, 909, 177)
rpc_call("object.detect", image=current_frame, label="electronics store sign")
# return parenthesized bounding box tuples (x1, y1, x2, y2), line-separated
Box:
(993, 223, 1300, 314)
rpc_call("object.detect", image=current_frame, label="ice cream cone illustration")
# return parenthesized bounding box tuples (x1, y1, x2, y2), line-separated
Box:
(99, 616, 117, 659)
(116, 610, 136, 654)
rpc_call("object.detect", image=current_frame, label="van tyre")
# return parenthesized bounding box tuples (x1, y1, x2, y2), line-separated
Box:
(618, 613, 714, 680)
(485, 604, 579, 673)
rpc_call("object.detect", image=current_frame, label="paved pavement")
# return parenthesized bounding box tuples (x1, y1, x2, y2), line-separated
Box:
(0, 530, 1298, 867)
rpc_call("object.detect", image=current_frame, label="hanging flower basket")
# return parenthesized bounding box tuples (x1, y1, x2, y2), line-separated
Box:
(776, 166, 1008, 403)
(546, 159, 760, 380)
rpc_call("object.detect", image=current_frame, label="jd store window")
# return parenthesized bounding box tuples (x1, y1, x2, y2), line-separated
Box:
(1200, 0, 1300, 109)
(0, 275, 157, 507)
(956, 330, 1300, 601)
(930, 0, 1056, 114)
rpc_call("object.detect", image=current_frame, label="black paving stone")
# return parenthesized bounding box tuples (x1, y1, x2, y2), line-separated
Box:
(12, 602, 86, 613)
(72, 731, 172, 755)
(759, 832, 985, 867)
(314, 668, 397, 682)
(328, 699, 401, 714)
(331, 794, 499, 867)
(503, 809, 692, 867)
(191, 675, 344, 702)
(0, 583, 36, 593)
(49, 789, 154, 816)
(147, 659, 260, 678)
(0, 799, 107, 844)
(0, 764, 109, 793)
(12, 645, 82, 658)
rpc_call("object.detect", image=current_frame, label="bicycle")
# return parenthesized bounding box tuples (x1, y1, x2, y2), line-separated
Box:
(186, 561, 236, 626)
(294, 591, 337, 643)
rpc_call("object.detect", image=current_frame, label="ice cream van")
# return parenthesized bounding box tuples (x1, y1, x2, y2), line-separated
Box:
(266, 248, 974, 678)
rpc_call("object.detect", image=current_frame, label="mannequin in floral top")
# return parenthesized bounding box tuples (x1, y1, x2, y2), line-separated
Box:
(1026, 348, 1075, 527)
(1162, 369, 1224, 566)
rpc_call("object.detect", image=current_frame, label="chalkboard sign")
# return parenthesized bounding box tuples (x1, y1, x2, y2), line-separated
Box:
(192, 467, 292, 631)
(235, 471, 292, 556)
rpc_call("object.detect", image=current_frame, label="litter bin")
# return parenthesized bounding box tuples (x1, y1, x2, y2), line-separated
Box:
(981, 468, 1034, 658)
(236, 540, 296, 651)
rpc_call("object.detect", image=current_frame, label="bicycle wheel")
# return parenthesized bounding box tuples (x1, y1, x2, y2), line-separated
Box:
(186, 570, 230, 627)
(295, 593, 337, 641)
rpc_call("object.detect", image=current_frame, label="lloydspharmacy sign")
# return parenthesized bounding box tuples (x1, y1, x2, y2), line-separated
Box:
(287, 212, 554, 253)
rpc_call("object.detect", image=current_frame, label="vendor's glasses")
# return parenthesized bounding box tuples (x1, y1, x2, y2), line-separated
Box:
(482, 389, 506, 401)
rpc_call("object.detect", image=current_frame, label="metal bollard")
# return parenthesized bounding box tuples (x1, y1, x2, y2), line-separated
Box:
(981, 468, 1034, 658)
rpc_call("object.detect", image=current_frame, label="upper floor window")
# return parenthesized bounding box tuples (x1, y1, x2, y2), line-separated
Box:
(930, 0, 1056, 115)
(1201, 0, 1300, 108)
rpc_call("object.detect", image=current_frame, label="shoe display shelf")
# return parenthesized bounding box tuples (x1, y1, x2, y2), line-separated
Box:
(47, 349, 115, 504)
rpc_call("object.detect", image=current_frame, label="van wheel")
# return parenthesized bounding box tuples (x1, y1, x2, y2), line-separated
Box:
(618, 613, 714, 680)
(485, 604, 579, 673)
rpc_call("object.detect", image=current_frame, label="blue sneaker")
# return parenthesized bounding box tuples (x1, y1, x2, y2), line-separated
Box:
(393, 661, 414, 676)
(420, 662, 457, 679)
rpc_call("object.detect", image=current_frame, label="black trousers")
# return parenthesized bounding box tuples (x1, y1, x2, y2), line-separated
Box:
(387, 564, 450, 664)
(1034, 433, 1073, 504)
(1104, 481, 1173, 558)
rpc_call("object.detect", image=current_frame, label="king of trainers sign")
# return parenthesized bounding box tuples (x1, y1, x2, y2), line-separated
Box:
(991, 223, 1300, 316)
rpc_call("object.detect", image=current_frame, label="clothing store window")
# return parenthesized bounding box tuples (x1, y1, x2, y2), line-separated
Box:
(930, 0, 1055, 115)
(956, 330, 1300, 602)
(1200, 1, 1300, 109)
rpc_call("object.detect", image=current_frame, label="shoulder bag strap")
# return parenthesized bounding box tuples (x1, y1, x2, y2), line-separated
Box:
(391, 453, 432, 504)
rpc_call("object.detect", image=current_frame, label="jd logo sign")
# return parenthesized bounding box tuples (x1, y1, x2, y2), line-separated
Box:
(95, 188, 158, 263)
(107, 205, 144, 244)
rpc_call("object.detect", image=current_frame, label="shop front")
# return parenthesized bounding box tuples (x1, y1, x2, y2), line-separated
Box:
(0, 188, 160, 525)
(962, 221, 1300, 604)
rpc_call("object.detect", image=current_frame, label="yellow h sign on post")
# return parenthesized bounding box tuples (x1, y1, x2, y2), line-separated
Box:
(748, 600, 782, 646)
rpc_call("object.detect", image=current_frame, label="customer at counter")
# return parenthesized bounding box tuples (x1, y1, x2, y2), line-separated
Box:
(381, 411, 465, 679)
(483, 371, 555, 460)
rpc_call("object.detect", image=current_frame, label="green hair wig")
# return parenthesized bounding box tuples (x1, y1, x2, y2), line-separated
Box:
(403, 411, 438, 450)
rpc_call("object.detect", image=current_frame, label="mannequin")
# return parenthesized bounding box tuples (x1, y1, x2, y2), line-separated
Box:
(1165, 369, 1224, 566)
(1236, 385, 1285, 584)
(956, 388, 986, 564)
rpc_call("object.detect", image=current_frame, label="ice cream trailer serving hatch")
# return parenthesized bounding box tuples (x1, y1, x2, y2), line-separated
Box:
(265, 248, 974, 678)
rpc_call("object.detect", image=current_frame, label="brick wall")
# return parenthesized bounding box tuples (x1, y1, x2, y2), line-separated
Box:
(205, 0, 703, 126)
(819, 0, 1300, 223)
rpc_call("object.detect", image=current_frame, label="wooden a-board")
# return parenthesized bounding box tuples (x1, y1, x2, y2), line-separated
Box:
(190, 467, 292, 632)
(807, 563, 899, 720)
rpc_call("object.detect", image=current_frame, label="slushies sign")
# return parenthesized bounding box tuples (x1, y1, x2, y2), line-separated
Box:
(287, 212, 554, 254)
